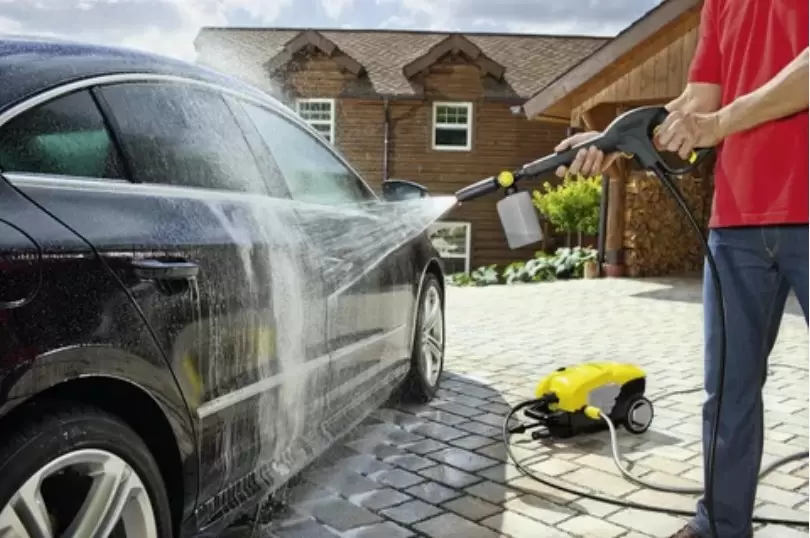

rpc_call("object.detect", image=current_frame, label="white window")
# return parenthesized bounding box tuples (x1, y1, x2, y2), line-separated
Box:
(428, 221, 472, 274)
(432, 102, 472, 151)
(295, 98, 335, 144)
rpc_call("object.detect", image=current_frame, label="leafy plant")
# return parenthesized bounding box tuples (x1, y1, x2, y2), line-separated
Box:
(449, 264, 501, 286)
(502, 261, 527, 284)
(448, 247, 597, 287)
(448, 273, 473, 286)
(470, 264, 500, 286)
(532, 174, 602, 245)
(551, 246, 597, 279)
(520, 256, 558, 282)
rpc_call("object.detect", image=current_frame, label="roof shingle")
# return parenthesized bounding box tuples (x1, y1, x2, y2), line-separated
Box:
(194, 28, 608, 99)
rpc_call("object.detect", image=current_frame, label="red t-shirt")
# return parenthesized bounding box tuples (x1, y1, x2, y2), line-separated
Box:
(689, 0, 809, 227)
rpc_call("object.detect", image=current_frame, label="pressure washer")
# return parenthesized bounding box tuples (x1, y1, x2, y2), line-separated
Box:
(453, 105, 810, 537)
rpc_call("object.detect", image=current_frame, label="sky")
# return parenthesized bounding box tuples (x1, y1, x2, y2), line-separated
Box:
(0, 0, 662, 62)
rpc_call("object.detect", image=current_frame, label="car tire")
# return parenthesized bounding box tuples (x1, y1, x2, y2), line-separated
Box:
(0, 400, 173, 538)
(401, 273, 445, 404)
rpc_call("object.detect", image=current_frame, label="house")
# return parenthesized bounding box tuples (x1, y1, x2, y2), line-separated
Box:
(521, 0, 713, 277)
(194, 28, 607, 273)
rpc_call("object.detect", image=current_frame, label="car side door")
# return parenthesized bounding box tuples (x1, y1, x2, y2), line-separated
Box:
(234, 101, 416, 425)
(0, 87, 203, 526)
(0, 78, 330, 531)
(93, 80, 332, 530)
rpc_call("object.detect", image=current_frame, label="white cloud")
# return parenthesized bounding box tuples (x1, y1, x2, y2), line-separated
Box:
(502, 20, 627, 36)
(376, 0, 655, 35)
(0, 0, 655, 65)
(376, 14, 416, 29)
(321, 0, 354, 20)
(0, 0, 293, 61)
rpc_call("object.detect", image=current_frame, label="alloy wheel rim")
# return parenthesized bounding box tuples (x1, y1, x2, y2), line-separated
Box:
(0, 449, 158, 538)
(420, 285, 444, 387)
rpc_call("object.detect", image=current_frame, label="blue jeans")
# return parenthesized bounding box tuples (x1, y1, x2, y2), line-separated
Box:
(690, 225, 809, 538)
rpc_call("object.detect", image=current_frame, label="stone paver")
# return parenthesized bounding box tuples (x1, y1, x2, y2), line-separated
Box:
(379, 500, 442, 525)
(253, 278, 808, 538)
(442, 495, 502, 521)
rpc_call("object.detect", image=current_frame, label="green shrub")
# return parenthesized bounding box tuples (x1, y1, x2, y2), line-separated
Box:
(532, 174, 602, 245)
(470, 264, 500, 286)
(447, 247, 597, 287)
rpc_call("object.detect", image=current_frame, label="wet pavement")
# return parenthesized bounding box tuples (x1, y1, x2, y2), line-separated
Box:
(254, 277, 809, 537)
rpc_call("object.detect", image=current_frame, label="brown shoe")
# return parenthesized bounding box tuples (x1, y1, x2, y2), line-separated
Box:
(669, 525, 700, 538)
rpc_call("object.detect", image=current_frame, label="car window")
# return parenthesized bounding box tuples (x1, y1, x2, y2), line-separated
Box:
(239, 101, 375, 206)
(97, 82, 267, 194)
(0, 90, 125, 179)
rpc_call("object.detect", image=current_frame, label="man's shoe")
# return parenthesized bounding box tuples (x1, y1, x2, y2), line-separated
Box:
(669, 525, 700, 538)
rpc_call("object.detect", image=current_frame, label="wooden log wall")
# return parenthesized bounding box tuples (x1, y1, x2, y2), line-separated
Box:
(623, 169, 713, 276)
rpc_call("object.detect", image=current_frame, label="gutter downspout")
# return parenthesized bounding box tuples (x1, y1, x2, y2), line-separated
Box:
(382, 97, 390, 182)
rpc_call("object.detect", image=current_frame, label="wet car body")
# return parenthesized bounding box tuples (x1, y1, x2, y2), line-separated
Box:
(0, 36, 446, 537)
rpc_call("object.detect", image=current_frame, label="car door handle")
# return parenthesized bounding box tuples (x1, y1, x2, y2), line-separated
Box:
(131, 259, 199, 280)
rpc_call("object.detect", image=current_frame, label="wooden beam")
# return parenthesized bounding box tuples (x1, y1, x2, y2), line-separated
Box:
(523, 0, 703, 119)
(530, 115, 572, 125)
(580, 110, 596, 131)
(604, 105, 630, 276)
(581, 106, 628, 276)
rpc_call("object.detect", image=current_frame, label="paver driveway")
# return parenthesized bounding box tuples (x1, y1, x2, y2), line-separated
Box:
(258, 277, 809, 538)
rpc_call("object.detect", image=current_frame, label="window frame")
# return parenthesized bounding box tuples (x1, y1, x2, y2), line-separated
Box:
(431, 101, 473, 152)
(0, 73, 371, 199)
(427, 221, 472, 274)
(92, 80, 272, 196)
(294, 98, 336, 145)
(238, 98, 379, 205)
(0, 88, 129, 182)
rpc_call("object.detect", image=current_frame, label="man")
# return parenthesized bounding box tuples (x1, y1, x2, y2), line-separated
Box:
(552, 0, 808, 536)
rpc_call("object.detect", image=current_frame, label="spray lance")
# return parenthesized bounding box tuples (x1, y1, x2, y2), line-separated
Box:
(456, 105, 711, 248)
(453, 105, 809, 537)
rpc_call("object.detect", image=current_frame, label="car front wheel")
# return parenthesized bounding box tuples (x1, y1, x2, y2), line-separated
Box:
(0, 402, 173, 538)
(402, 273, 445, 403)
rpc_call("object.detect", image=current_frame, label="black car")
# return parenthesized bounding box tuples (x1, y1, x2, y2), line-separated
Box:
(0, 36, 446, 538)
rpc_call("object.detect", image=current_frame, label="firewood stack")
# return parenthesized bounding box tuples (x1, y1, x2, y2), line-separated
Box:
(623, 170, 714, 277)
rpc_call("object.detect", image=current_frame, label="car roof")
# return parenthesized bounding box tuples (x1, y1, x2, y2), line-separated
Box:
(0, 35, 283, 115)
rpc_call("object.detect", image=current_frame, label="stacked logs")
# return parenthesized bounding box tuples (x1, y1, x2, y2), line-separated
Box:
(623, 170, 714, 277)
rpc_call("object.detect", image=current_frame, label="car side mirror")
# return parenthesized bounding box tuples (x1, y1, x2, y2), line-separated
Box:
(382, 179, 429, 202)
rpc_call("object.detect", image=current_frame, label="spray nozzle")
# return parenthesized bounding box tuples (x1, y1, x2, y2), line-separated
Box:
(454, 105, 714, 203)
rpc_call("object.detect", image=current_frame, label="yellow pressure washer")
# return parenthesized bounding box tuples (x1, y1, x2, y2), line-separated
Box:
(518, 362, 653, 440)
(454, 105, 809, 537)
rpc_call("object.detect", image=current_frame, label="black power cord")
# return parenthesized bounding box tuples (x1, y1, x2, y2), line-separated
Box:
(502, 165, 809, 537)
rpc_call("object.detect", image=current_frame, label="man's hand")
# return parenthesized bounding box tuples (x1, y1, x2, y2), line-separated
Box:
(553, 131, 620, 178)
(654, 104, 724, 160)
(553, 82, 721, 178)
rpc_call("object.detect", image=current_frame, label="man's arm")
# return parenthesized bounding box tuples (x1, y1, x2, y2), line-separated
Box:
(666, 82, 722, 115)
(716, 47, 809, 137)
(555, 0, 724, 177)
(654, 0, 724, 157)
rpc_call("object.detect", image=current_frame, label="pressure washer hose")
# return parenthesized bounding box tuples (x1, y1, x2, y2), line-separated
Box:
(503, 399, 809, 527)
(597, 409, 810, 495)
(501, 168, 809, 531)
